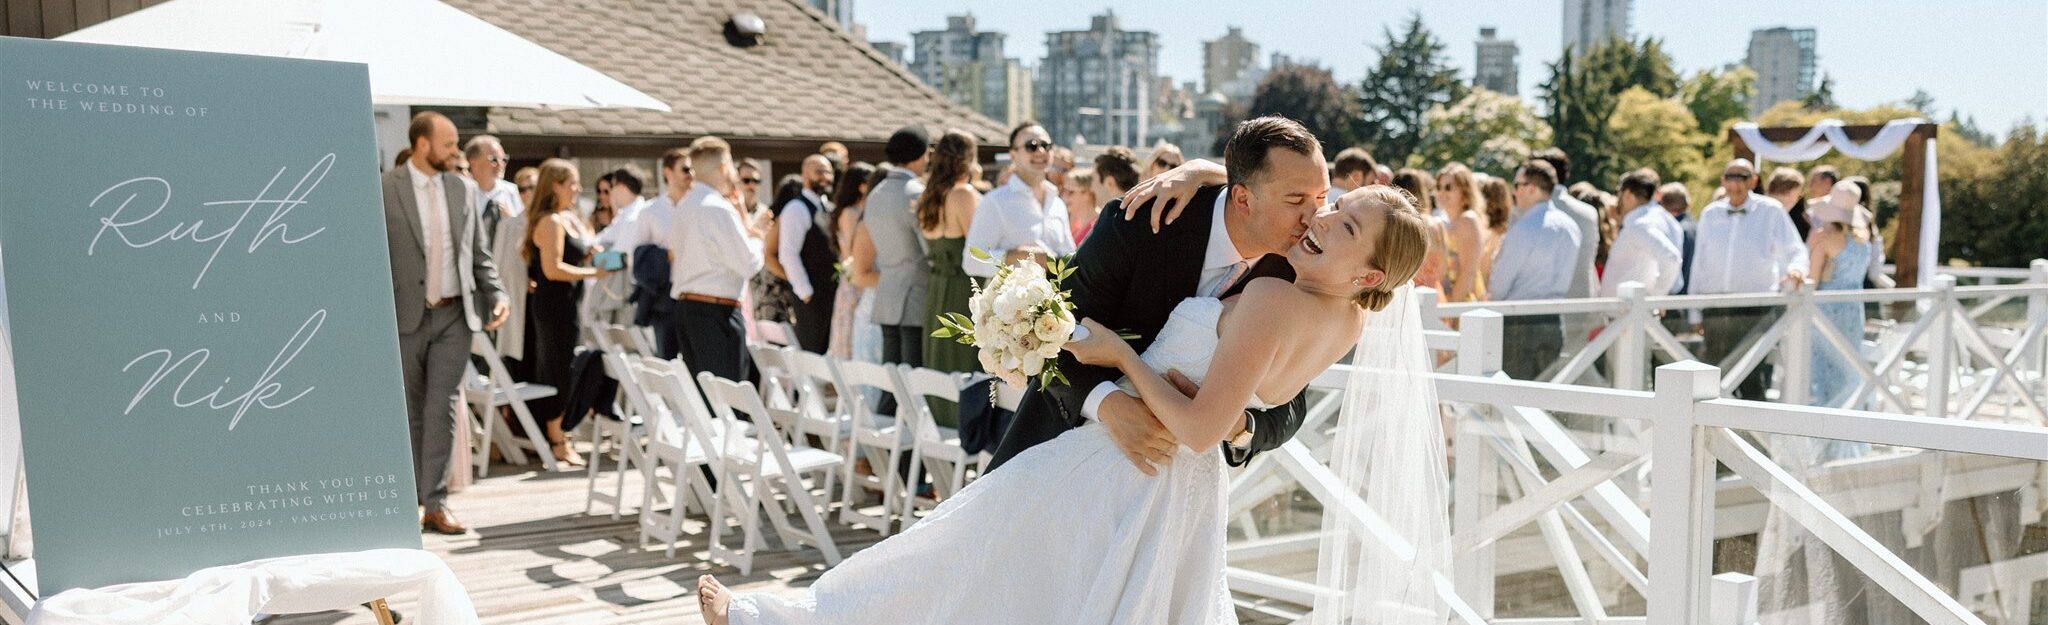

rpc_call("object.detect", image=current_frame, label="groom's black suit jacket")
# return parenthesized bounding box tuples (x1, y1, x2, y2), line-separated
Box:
(986, 184, 1306, 471)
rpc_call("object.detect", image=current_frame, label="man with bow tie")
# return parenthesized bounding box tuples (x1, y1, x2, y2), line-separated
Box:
(1688, 158, 1809, 400)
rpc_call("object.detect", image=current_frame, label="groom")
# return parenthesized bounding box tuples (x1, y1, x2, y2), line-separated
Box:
(988, 116, 1329, 474)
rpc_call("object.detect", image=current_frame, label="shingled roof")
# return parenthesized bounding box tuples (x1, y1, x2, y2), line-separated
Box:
(442, 0, 1006, 145)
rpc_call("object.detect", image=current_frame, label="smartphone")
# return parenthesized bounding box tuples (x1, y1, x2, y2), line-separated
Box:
(595, 250, 626, 271)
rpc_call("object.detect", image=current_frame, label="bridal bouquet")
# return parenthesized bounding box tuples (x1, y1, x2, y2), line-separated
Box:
(932, 249, 1081, 389)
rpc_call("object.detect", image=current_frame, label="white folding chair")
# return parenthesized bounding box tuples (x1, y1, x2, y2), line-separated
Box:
(462, 334, 559, 475)
(833, 360, 914, 536)
(784, 351, 855, 500)
(894, 366, 979, 526)
(698, 372, 844, 575)
(584, 345, 653, 518)
(749, 343, 800, 414)
(636, 357, 718, 556)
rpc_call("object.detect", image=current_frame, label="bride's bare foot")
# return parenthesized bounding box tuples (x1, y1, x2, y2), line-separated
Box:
(697, 574, 731, 625)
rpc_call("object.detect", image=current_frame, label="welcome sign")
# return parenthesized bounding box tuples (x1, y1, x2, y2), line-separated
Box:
(0, 37, 420, 594)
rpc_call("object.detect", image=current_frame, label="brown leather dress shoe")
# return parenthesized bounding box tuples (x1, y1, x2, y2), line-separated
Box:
(421, 509, 469, 535)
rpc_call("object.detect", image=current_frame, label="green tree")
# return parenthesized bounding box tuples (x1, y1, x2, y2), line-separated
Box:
(1608, 87, 1709, 187)
(1803, 73, 1838, 110)
(1941, 124, 2047, 267)
(1540, 37, 1679, 185)
(1353, 13, 1467, 165)
(1219, 63, 1361, 158)
(1680, 66, 1756, 136)
(1409, 88, 1552, 176)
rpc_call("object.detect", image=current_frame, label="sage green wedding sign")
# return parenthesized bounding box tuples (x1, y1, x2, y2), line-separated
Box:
(0, 38, 421, 594)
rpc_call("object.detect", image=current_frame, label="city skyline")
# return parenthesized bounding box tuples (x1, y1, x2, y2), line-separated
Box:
(863, 1, 2046, 135)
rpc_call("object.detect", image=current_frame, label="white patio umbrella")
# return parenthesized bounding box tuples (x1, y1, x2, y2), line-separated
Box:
(57, 0, 670, 111)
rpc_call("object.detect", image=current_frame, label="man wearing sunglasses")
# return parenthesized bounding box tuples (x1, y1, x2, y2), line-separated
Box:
(1689, 158, 1809, 401)
(964, 121, 1076, 279)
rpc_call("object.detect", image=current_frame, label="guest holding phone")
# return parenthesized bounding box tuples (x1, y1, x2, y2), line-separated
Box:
(524, 158, 605, 467)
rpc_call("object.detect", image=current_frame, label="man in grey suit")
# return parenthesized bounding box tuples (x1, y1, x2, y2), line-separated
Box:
(383, 112, 508, 535)
(864, 126, 932, 368)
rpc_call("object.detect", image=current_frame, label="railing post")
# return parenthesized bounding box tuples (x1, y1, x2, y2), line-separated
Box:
(1453, 309, 1501, 617)
(1710, 572, 1761, 625)
(1648, 361, 1721, 625)
(1927, 275, 1956, 420)
(2027, 259, 2046, 380)
(1780, 285, 1813, 406)
(1614, 282, 1648, 392)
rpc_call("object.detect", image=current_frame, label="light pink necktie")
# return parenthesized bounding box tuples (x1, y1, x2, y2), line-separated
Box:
(1210, 260, 1247, 298)
(425, 176, 449, 302)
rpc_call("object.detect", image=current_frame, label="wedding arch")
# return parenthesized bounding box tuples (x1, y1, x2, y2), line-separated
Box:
(1728, 118, 1940, 287)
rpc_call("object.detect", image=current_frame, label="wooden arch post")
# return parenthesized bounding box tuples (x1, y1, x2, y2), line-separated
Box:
(1728, 123, 1940, 288)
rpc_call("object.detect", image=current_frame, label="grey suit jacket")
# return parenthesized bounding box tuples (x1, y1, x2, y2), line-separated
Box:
(383, 164, 506, 334)
(863, 167, 929, 326)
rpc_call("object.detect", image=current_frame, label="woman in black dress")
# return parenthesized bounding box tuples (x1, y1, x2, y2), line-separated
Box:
(522, 158, 605, 467)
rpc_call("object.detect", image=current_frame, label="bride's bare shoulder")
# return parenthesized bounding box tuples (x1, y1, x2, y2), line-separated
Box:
(1229, 278, 1337, 336)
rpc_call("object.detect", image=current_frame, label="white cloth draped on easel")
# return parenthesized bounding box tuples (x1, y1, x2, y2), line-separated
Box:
(29, 549, 477, 625)
(1729, 118, 1940, 283)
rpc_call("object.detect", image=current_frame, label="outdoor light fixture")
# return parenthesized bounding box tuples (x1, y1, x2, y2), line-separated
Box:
(725, 12, 766, 48)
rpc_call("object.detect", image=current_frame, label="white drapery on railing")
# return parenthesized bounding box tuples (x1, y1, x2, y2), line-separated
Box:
(1730, 118, 1941, 286)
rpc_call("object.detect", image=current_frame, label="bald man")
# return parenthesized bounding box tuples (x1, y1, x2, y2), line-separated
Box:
(779, 154, 839, 353)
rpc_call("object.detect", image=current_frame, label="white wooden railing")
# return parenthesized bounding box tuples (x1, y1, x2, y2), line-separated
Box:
(1227, 293, 2048, 624)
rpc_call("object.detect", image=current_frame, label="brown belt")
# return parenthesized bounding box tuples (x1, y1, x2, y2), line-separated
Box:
(678, 292, 740, 307)
(426, 297, 455, 309)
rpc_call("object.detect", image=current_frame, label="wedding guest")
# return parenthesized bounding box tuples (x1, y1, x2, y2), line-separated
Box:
(779, 154, 841, 353)
(1049, 146, 1075, 188)
(1374, 164, 1394, 186)
(919, 130, 984, 390)
(1141, 142, 1184, 181)
(738, 160, 767, 214)
(1805, 182, 1875, 449)
(1533, 148, 1600, 349)
(1766, 167, 1811, 239)
(1435, 163, 1491, 302)
(1391, 168, 1447, 294)
(1061, 167, 1100, 245)
(594, 172, 615, 220)
(1600, 168, 1683, 297)
(864, 126, 932, 370)
(627, 148, 691, 358)
(587, 165, 649, 329)
(465, 136, 527, 366)
(1488, 159, 1582, 379)
(819, 141, 850, 167)
(1477, 173, 1513, 288)
(383, 112, 508, 534)
(523, 158, 600, 468)
(1689, 158, 1807, 400)
(514, 166, 538, 210)
(754, 176, 803, 331)
(668, 136, 765, 382)
(966, 121, 1075, 278)
(1330, 147, 1377, 196)
(1658, 182, 1698, 336)
(1842, 175, 1893, 288)
(1805, 165, 1840, 202)
(827, 162, 878, 360)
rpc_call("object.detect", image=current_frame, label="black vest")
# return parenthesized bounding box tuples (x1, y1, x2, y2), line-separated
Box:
(791, 193, 838, 294)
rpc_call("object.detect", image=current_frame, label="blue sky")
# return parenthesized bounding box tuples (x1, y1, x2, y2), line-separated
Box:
(862, 1, 2047, 135)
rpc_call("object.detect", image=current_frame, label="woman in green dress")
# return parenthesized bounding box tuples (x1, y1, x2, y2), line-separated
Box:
(915, 130, 982, 427)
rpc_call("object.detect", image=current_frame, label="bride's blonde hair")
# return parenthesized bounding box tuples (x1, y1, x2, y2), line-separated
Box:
(1348, 186, 1430, 312)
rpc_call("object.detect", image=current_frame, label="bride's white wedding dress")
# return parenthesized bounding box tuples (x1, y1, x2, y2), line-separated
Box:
(729, 297, 1256, 625)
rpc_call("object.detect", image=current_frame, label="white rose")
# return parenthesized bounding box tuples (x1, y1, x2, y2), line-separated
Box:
(1020, 354, 1045, 376)
(1036, 341, 1063, 360)
(998, 349, 1022, 373)
(1017, 332, 1041, 353)
(995, 291, 1029, 324)
(1033, 312, 1065, 343)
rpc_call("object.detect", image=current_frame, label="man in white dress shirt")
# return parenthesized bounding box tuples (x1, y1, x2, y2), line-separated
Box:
(627, 148, 691, 358)
(464, 135, 528, 365)
(1328, 147, 1377, 196)
(1690, 158, 1809, 400)
(667, 137, 764, 381)
(1600, 168, 1684, 298)
(585, 165, 648, 327)
(779, 154, 839, 352)
(964, 121, 1075, 277)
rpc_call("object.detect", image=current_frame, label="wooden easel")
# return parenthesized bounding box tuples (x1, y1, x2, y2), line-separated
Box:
(369, 598, 397, 625)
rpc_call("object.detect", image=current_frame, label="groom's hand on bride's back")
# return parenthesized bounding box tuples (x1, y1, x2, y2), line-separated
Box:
(1099, 392, 1178, 476)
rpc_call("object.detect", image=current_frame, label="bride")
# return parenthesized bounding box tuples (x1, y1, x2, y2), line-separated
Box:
(699, 185, 1436, 625)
